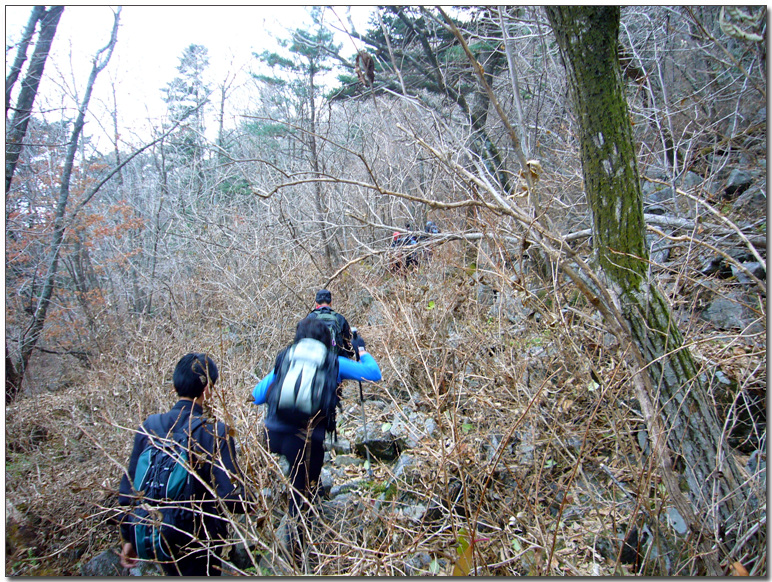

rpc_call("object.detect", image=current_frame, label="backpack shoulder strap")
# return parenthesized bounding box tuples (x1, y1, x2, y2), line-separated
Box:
(143, 413, 168, 439)
(146, 411, 205, 441)
(178, 415, 205, 439)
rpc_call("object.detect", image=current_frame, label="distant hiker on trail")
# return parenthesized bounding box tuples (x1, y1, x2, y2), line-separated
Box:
(389, 224, 422, 273)
(306, 289, 355, 360)
(251, 317, 381, 563)
(118, 353, 249, 576)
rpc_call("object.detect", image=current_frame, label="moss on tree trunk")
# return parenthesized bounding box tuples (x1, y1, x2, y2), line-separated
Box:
(546, 6, 747, 536)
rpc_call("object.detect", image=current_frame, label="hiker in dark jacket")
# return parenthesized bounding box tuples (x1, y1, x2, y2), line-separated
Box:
(118, 353, 249, 576)
(252, 318, 381, 560)
(306, 289, 356, 360)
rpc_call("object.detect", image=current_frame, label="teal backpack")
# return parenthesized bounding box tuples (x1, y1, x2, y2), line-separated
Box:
(129, 415, 204, 561)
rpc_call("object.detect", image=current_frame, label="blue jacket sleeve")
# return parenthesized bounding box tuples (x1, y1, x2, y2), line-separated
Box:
(337, 353, 382, 383)
(253, 352, 381, 404)
(252, 371, 275, 405)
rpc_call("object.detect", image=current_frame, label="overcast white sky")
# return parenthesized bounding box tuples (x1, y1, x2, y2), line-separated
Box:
(5, 5, 374, 150)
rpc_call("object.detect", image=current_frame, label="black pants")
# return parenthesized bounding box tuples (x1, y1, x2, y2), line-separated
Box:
(267, 423, 326, 519)
(161, 547, 222, 576)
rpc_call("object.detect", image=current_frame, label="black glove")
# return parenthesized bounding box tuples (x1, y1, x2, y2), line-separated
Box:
(352, 334, 366, 353)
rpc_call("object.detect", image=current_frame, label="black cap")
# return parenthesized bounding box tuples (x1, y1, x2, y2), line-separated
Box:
(315, 289, 332, 304)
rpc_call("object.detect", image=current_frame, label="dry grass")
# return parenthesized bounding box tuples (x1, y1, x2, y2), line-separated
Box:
(5, 240, 766, 576)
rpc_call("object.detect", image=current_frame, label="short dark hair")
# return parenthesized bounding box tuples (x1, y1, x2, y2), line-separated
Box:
(315, 289, 332, 304)
(295, 317, 332, 350)
(173, 353, 218, 398)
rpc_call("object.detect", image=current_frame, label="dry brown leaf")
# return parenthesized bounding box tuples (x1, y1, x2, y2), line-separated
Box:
(731, 562, 749, 576)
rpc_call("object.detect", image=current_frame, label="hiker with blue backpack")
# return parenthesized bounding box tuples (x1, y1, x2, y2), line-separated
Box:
(118, 353, 249, 576)
(251, 316, 381, 562)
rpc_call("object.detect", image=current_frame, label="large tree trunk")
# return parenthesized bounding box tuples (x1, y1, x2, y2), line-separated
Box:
(5, 6, 64, 193)
(546, 6, 751, 568)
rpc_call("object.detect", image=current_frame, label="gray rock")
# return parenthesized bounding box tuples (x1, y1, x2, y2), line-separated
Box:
(322, 492, 366, 522)
(80, 550, 130, 576)
(700, 291, 764, 334)
(725, 169, 754, 198)
(387, 410, 437, 450)
(354, 435, 399, 461)
(320, 466, 335, 491)
(514, 423, 537, 464)
(642, 180, 672, 205)
(666, 507, 688, 535)
(404, 552, 434, 576)
(679, 171, 703, 192)
(128, 562, 163, 576)
(732, 185, 767, 214)
(329, 479, 368, 498)
(700, 255, 732, 278)
(399, 502, 427, 522)
(637, 428, 650, 456)
(647, 233, 670, 264)
(328, 437, 352, 455)
(731, 262, 766, 285)
(332, 454, 364, 467)
(273, 454, 290, 477)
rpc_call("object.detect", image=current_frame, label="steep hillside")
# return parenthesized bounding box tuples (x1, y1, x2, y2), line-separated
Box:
(6, 215, 765, 575)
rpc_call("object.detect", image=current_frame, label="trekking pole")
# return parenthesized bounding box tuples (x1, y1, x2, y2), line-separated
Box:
(352, 328, 374, 478)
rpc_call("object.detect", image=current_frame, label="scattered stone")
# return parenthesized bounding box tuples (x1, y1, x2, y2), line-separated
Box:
(647, 233, 670, 264)
(332, 454, 364, 467)
(642, 180, 673, 206)
(128, 562, 163, 577)
(398, 502, 427, 522)
(354, 436, 399, 461)
(724, 169, 754, 198)
(666, 507, 688, 535)
(387, 410, 437, 450)
(699, 290, 764, 335)
(329, 478, 368, 498)
(731, 262, 766, 285)
(732, 185, 766, 214)
(392, 453, 416, 480)
(80, 550, 128, 576)
(679, 171, 703, 192)
(700, 255, 733, 278)
(404, 551, 433, 576)
(328, 437, 352, 455)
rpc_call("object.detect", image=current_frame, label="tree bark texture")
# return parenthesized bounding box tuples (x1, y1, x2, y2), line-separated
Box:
(5, 6, 45, 116)
(5, 6, 64, 193)
(545, 6, 748, 544)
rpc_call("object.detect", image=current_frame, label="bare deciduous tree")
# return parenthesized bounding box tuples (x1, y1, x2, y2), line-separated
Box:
(8, 8, 120, 403)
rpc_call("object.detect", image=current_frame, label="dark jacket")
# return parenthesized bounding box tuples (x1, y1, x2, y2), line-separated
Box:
(307, 306, 355, 359)
(118, 400, 248, 544)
